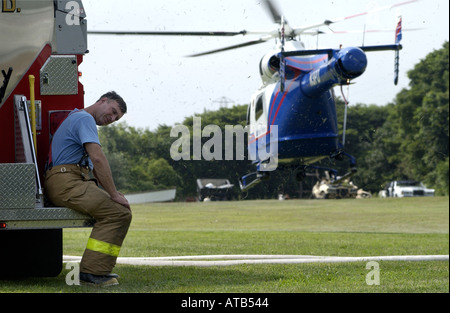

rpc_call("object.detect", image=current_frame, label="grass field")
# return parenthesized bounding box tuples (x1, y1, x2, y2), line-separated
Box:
(0, 197, 448, 295)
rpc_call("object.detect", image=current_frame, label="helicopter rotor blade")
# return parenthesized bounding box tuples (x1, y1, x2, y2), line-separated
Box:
(261, 0, 298, 38)
(186, 36, 273, 57)
(318, 27, 423, 35)
(88, 30, 248, 36)
(87, 0, 420, 57)
(292, 0, 420, 36)
(262, 0, 284, 24)
(327, 0, 420, 25)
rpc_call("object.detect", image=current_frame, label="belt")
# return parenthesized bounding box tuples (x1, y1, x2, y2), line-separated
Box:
(45, 164, 90, 179)
(46, 150, 90, 172)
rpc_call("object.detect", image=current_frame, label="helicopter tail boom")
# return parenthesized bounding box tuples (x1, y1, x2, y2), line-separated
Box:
(281, 43, 402, 97)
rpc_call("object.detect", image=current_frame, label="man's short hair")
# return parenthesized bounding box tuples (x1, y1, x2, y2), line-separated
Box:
(98, 91, 127, 114)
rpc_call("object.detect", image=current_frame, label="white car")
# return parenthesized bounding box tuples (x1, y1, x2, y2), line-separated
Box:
(379, 180, 435, 198)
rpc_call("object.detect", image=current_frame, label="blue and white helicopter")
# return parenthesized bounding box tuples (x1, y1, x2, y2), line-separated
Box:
(236, 2, 409, 191)
(89, 0, 417, 191)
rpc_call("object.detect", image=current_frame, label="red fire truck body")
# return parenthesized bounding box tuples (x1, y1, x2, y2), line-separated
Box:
(1, 0, 93, 277)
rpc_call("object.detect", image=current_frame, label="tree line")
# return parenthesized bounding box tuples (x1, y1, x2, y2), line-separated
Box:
(99, 41, 449, 199)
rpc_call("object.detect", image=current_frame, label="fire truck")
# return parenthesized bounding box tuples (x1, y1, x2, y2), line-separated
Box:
(0, 0, 94, 277)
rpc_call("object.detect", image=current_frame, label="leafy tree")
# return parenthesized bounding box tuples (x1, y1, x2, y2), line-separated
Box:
(387, 41, 449, 194)
(99, 123, 179, 193)
(334, 100, 389, 191)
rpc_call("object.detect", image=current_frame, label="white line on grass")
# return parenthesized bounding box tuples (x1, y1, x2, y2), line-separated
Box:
(63, 254, 449, 267)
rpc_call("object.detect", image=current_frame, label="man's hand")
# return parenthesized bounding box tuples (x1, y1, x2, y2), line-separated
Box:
(111, 192, 131, 210)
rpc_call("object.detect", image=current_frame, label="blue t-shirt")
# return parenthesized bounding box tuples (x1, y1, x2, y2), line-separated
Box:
(51, 109, 101, 170)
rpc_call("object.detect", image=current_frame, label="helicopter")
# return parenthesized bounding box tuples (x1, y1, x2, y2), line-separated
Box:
(88, 0, 418, 191)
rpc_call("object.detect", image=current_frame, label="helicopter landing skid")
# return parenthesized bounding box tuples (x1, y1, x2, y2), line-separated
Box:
(239, 151, 357, 192)
(300, 151, 357, 184)
(330, 150, 357, 184)
(239, 162, 273, 191)
(239, 171, 268, 191)
(239, 157, 278, 191)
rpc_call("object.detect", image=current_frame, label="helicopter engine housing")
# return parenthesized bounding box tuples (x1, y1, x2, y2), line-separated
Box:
(259, 52, 280, 84)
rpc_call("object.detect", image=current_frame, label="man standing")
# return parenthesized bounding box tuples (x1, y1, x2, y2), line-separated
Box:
(45, 91, 132, 287)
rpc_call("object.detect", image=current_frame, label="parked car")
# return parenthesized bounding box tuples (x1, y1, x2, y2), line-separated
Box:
(379, 180, 435, 198)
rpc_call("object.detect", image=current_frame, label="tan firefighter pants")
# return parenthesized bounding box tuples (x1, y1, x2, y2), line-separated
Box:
(44, 164, 132, 275)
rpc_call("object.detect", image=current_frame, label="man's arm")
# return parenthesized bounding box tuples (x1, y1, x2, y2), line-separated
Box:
(84, 142, 130, 210)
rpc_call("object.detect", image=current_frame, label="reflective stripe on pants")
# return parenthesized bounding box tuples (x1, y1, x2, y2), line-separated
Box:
(86, 238, 121, 257)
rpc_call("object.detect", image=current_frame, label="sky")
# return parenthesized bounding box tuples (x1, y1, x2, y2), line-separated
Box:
(79, 0, 449, 131)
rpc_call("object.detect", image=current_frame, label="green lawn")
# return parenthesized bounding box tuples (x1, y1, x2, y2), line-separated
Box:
(1, 197, 448, 294)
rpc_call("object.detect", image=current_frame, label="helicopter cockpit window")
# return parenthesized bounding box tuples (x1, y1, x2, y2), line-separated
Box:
(255, 97, 264, 121)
